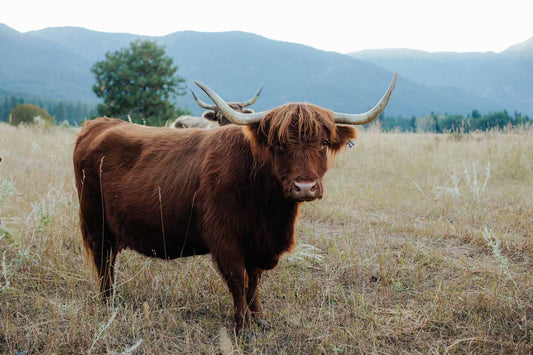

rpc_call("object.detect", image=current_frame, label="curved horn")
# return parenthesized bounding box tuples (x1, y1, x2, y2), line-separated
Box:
(191, 89, 216, 110)
(237, 84, 264, 107)
(194, 81, 268, 125)
(332, 73, 398, 125)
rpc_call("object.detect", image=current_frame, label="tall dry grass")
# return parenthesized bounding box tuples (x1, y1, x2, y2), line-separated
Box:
(0, 123, 532, 353)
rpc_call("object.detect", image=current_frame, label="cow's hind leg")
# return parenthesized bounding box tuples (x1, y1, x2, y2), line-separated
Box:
(95, 240, 117, 300)
(81, 220, 117, 301)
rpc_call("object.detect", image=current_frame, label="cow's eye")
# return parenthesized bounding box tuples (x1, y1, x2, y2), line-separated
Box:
(321, 140, 330, 149)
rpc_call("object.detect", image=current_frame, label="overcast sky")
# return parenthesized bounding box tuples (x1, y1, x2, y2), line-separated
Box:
(1, 0, 532, 53)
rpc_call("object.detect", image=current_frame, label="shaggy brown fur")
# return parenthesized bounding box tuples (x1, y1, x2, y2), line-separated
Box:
(73, 103, 355, 331)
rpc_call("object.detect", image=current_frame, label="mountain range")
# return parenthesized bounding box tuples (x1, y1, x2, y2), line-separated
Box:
(1, 23, 532, 117)
(349, 42, 533, 116)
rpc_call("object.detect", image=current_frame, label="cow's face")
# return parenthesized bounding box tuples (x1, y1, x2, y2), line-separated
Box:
(193, 74, 396, 201)
(248, 104, 356, 202)
(203, 104, 254, 126)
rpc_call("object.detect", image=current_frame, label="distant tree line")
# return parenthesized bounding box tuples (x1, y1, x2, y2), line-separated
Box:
(0, 95, 95, 125)
(379, 110, 532, 132)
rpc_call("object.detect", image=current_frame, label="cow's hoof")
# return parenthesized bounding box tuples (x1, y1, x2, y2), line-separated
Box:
(236, 328, 256, 341)
(254, 317, 271, 329)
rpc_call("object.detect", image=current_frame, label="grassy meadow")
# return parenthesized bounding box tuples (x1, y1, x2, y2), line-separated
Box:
(0, 123, 532, 354)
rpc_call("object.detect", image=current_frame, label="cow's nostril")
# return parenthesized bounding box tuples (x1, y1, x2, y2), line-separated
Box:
(294, 181, 317, 197)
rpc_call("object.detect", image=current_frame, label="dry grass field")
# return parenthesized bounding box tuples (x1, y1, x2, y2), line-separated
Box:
(0, 122, 532, 354)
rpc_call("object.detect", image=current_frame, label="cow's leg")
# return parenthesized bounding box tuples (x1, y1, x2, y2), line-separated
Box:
(95, 240, 117, 300)
(245, 266, 264, 318)
(214, 254, 251, 331)
(81, 219, 117, 301)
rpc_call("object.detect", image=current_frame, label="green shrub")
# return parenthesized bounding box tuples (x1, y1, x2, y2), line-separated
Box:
(9, 104, 55, 128)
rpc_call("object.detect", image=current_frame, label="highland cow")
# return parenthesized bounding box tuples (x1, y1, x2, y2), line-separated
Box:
(173, 85, 263, 128)
(73, 74, 397, 331)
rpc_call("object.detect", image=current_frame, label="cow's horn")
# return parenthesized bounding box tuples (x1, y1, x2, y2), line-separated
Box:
(194, 81, 268, 125)
(191, 89, 216, 110)
(332, 73, 398, 125)
(238, 84, 264, 107)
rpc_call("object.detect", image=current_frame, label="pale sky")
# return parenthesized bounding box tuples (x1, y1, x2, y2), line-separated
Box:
(1, 0, 532, 53)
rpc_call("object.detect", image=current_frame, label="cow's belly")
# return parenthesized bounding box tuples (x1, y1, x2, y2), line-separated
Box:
(114, 218, 209, 260)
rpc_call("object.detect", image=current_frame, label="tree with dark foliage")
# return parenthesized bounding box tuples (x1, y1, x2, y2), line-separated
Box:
(91, 40, 187, 126)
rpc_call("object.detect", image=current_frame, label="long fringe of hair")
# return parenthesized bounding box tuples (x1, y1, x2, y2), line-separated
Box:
(258, 103, 340, 145)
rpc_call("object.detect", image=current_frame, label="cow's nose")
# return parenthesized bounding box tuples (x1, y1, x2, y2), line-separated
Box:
(294, 181, 316, 193)
(293, 180, 320, 201)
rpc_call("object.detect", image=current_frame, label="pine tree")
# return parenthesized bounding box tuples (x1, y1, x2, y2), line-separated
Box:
(91, 40, 187, 126)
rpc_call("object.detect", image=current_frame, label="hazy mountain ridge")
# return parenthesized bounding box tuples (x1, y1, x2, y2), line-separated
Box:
(0, 25, 96, 104)
(503, 36, 533, 57)
(349, 37, 533, 115)
(1, 24, 531, 117)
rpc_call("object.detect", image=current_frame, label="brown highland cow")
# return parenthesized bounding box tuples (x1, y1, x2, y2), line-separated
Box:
(73, 74, 397, 331)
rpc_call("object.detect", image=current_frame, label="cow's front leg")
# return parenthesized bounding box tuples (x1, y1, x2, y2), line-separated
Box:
(214, 254, 251, 331)
(245, 266, 264, 318)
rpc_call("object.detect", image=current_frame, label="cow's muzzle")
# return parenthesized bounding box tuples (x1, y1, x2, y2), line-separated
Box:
(290, 179, 323, 201)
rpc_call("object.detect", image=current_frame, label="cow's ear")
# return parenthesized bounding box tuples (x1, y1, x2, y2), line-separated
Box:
(244, 122, 270, 151)
(330, 126, 357, 154)
(243, 123, 270, 166)
(202, 111, 216, 121)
